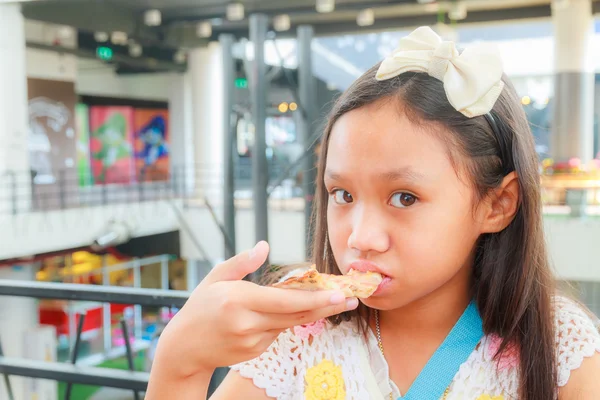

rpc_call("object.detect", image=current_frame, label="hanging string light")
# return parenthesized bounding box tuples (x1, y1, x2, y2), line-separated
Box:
(111, 31, 128, 45)
(174, 50, 187, 64)
(144, 9, 162, 26)
(316, 0, 335, 13)
(129, 42, 143, 57)
(274, 14, 291, 32)
(94, 31, 109, 42)
(196, 21, 212, 38)
(227, 3, 245, 21)
(357, 9, 374, 27)
(448, 2, 467, 20)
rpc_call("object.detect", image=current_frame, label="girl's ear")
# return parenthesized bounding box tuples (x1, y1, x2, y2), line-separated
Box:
(480, 172, 520, 234)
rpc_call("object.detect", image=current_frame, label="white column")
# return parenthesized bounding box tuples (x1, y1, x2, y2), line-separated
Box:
(178, 43, 227, 264)
(0, 16, 38, 398)
(0, 264, 39, 400)
(168, 72, 195, 195)
(188, 43, 225, 207)
(0, 3, 30, 215)
(551, 0, 595, 163)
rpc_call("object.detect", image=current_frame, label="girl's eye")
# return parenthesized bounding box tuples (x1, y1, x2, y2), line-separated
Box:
(332, 189, 353, 204)
(390, 192, 417, 208)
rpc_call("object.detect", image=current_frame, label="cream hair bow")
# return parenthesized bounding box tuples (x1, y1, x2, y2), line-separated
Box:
(375, 26, 505, 118)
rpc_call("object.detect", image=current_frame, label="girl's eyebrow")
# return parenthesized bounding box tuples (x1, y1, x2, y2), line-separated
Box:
(324, 166, 425, 183)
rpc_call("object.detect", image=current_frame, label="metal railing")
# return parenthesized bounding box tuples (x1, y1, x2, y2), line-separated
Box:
(0, 161, 305, 216)
(0, 280, 189, 399)
(3, 161, 600, 219)
(47, 254, 173, 356)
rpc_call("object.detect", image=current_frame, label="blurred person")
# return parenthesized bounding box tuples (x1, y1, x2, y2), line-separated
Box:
(146, 27, 600, 399)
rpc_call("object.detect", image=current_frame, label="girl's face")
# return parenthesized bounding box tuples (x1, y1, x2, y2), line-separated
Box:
(325, 100, 488, 310)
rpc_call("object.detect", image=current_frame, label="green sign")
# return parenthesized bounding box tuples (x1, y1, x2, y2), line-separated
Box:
(96, 46, 113, 61)
(235, 77, 248, 88)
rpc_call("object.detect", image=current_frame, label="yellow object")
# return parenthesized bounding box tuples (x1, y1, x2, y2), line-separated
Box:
(476, 395, 504, 400)
(37, 251, 129, 285)
(278, 102, 289, 113)
(541, 158, 554, 169)
(304, 359, 345, 400)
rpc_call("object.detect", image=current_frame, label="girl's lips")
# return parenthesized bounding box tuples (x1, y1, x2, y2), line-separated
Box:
(348, 260, 390, 278)
(372, 276, 392, 296)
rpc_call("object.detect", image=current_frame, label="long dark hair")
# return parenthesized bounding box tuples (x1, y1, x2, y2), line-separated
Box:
(310, 65, 556, 399)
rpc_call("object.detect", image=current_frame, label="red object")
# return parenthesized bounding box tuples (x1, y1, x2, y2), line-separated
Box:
(39, 302, 133, 335)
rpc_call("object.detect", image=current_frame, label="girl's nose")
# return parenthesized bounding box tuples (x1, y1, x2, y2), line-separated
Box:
(347, 205, 390, 254)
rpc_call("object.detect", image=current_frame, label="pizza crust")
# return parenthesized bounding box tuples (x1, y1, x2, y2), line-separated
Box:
(272, 265, 383, 298)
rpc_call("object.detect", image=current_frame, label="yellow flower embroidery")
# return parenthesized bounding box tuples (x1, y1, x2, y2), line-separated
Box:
(304, 359, 346, 400)
(477, 395, 504, 400)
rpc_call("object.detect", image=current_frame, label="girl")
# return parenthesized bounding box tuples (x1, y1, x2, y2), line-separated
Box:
(147, 26, 600, 399)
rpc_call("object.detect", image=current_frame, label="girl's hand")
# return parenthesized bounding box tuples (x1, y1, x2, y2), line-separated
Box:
(150, 241, 358, 379)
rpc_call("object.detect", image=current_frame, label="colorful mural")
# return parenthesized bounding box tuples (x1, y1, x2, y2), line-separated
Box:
(89, 106, 135, 184)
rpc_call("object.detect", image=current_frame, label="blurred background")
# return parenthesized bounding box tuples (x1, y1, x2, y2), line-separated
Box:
(0, 0, 599, 398)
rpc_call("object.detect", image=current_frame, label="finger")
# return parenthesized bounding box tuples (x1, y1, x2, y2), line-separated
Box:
(245, 285, 350, 314)
(260, 298, 360, 331)
(205, 241, 269, 284)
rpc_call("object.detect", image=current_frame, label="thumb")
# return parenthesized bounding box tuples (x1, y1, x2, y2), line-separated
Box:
(205, 241, 270, 284)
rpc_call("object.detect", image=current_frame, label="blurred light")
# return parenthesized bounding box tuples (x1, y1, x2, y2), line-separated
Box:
(211, 18, 224, 26)
(174, 50, 187, 63)
(417, 0, 437, 3)
(94, 31, 109, 42)
(196, 21, 212, 38)
(274, 14, 291, 31)
(57, 26, 73, 40)
(278, 102, 289, 113)
(449, 2, 467, 20)
(144, 9, 162, 26)
(316, 0, 335, 13)
(568, 157, 581, 168)
(235, 77, 248, 88)
(357, 9, 375, 27)
(96, 46, 113, 61)
(129, 42, 142, 57)
(227, 3, 245, 21)
(543, 97, 549, 105)
(521, 95, 531, 105)
(111, 31, 128, 45)
(289, 102, 298, 111)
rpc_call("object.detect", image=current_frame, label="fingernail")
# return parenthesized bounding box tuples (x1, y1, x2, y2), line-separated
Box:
(329, 292, 345, 305)
(345, 298, 359, 310)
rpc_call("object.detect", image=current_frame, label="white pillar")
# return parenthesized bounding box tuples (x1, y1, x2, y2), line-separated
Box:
(0, 264, 39, 400)
(188, 43, 225, 207)
(177, 43, 227, 264)
(551, 0, 595, 163)
(0, 3, 30, 215)
(168, 72, 195, 195)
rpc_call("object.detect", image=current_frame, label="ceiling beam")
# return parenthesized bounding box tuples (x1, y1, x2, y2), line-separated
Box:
(26, 41, 187, 73)
(161, 0, 413, 23)
(21, 1, 165, 46)
(174, 4, 557, 41)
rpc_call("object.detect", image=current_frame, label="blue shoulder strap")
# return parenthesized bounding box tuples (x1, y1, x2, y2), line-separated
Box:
(399, 301, 483, 400)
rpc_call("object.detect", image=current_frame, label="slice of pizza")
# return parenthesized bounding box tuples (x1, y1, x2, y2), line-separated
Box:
(272, 265, 383, 298)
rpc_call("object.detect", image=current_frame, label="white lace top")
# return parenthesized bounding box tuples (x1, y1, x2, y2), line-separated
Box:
(230, 297, 600, 400)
